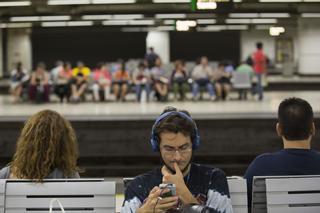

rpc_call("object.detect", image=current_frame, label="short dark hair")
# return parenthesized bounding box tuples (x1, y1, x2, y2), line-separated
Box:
(256, 42, 263, 49)
(154, 107, 196, 144)
(278, 97, 314, 140)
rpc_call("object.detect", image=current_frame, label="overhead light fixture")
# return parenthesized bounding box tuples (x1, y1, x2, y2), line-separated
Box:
(153, 0, 190, 3)
(163, 20, 175, 25)
(233, 0, 242, 2)
(128, 20, 155, 25)
(42, 22, 67, 27)
(251, 18, 277, 24)
(301, 13, 320, 17)
(155, 14, 187, 19)
(0, 23, 32, 28)
(304, 0, 320, 1)
(102, 20, 128, 25)
(49, 0, 136, 4)
(226, 18, 277, 24)
(227, 25, 248, 30)
(260, 13, 290, 18)
(176, 20, 197, 31)
(198, 25, 226, 32)
(92, 0, 136, 3)
(82, 15, 112, 20)
(226, 19, 251, 24)
(269, 26, 285, 36)
(229, 13, 259, 18)
(198, 25, 247, 32)
(229, 13, 289, 18)
(259, 0, 301, 2)
(11, 16, 71, 22)
(11, 16, 40, 22)
(196, 19, 216, 24)
(41, 21, 93, 27)
(48, 0, 90, 5)
(0, 1, 31, 7)
(67, 21, 93, 26)
(113, 14, 144, 19)
(41, 16, 71, 21)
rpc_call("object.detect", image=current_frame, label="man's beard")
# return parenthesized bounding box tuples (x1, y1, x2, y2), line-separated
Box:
(160, 153, 194, 175)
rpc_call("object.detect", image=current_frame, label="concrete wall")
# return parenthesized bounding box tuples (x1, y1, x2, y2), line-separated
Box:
(0, 29, 3, 78)
(7, 28, 32, 74)
(298, 18, 320, 75)
(146, 31, 170, 64)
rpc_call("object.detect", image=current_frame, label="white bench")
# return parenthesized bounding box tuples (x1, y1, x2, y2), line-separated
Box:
(0, 179, 115, 213)
(252, 176, 268, 213)
(227, 177, 248, 213)
(123, 177, 248, 213)
(266, 176, 320, 213)
(251, 175, 320, 213)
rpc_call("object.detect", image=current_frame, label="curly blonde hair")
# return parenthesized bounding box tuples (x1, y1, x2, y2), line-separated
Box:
(10, 110, 79, 180)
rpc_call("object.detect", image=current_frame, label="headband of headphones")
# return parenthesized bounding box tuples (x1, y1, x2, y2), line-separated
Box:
(150, 111, 200, 152)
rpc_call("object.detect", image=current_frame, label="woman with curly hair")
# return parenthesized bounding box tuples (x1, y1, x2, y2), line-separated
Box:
(0, 110, 80, 180)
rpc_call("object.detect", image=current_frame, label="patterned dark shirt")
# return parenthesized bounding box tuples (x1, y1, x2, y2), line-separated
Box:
(121, 163, 233, 213)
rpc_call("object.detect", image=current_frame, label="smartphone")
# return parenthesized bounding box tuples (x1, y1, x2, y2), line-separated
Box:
(159, 183, 176, 198)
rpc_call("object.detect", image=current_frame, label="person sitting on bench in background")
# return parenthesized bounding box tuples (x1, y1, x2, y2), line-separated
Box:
(0, 110, 81, 180)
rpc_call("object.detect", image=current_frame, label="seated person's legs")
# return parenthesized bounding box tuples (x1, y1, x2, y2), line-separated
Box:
(28, 85, 37, 102)
(103, 84, 111, 101)
(215, 83, 222, 100)
(192, 82, 200, 100)
(173, 82, 179, 100)
(206, 82, 215, 100)
(43, 84, 50, 102)
(158, 82, 169, 101)
(135, 84, 142, 101)
(92, 83, 100, 101)
(113, 83, 120, 101)
(222, 83, 231, 100)
(120, 83, 128, 101)
(11, 84, 23, 102)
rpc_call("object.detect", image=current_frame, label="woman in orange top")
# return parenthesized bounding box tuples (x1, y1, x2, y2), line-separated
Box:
(113, 61, 130, 101)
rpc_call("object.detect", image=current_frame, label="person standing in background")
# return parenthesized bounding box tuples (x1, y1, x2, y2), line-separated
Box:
(145, 47, 159, 69)
(252, 42, 267, 101)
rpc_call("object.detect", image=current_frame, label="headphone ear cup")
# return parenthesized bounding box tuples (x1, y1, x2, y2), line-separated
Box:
(151, 134, 160, 152)
(192, 133, 201, 150)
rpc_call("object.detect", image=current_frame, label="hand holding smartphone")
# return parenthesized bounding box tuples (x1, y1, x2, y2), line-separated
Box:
(159, 183, 176, 198)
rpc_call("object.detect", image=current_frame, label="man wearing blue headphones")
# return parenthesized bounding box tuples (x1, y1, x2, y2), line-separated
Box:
(121, 107, 233, 213)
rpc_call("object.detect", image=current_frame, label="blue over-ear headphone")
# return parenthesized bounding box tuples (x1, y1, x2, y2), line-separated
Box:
(150, 111, 201, 152)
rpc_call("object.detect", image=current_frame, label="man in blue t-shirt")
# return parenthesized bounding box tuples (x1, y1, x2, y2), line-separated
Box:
(121, 107, 233, 213)
(244, 97, 320, 208)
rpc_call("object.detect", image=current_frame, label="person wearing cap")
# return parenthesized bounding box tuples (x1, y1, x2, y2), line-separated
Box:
(121, 107, 233, 213)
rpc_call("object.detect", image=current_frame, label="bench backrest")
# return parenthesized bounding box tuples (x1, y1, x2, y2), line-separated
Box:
(0, 179, 115, 213)
(266, 176, 320, 213)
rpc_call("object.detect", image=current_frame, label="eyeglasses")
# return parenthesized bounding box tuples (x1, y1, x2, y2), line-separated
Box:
(161, 144, 192, 157)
